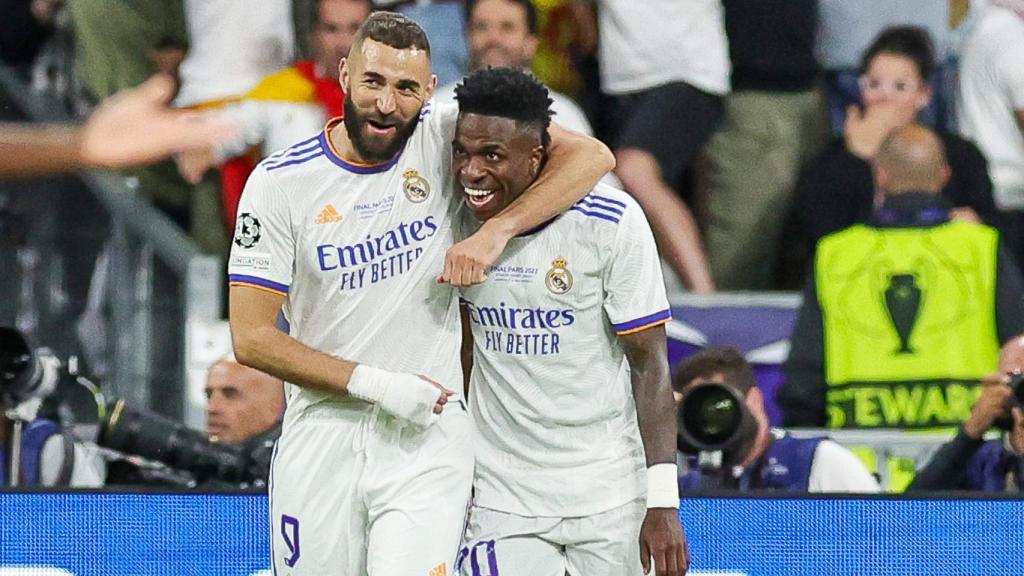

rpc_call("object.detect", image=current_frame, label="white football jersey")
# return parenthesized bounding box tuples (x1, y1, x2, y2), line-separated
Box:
(458, 184, 671, 517)
(228, 101, 462, 426)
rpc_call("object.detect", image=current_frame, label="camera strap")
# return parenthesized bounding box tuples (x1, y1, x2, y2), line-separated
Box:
(56, 429, 75, 485)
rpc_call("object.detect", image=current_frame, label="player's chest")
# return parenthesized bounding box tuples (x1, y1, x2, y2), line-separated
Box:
(463, 233, 605, 311)
(291, 162, 453, 277)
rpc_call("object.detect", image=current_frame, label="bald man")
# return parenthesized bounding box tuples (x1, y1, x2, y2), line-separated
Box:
(205, 356, 284, 444)
(781, 124, 1024, 438)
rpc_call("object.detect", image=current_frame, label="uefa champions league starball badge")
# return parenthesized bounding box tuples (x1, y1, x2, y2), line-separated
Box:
(402, 168, 430, 203)
(545, 257, 573, 294)
(233, 212, 262, 249)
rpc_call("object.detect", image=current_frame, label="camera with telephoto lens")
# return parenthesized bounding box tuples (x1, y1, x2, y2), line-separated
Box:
(676, 381, 758, 470)
(0, 327, 62, 407)
(99, 399, 275, 487)
(1, 326, 274, 487)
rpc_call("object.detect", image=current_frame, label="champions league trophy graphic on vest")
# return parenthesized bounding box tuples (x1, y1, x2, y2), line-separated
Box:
(884, 273, 922, 355)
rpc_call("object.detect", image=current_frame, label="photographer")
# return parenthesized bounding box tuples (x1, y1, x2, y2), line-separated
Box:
(205, 355, 283, 446)
(1, 328, 105, 487)
(102, 356, 283, 488)
(674, 347, 879, 492)
(906, 372, 1024, 492)
(1, 399, 105, 487)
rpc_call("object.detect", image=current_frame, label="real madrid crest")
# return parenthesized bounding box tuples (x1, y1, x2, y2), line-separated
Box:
(545, 257, 573, 294)
(402, 168, 430, 203)
(233, 212, 262, 249)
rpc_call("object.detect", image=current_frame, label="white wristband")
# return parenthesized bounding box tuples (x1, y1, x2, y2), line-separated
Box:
(646, 463, 680, 509)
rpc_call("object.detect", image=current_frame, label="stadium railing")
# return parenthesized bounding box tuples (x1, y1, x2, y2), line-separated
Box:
(0, 64, 222, 428)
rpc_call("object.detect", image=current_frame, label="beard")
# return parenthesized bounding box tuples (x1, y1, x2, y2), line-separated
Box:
(343, 96, 419, 163)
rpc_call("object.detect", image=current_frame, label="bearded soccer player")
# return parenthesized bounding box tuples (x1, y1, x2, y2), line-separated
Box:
(453, 68, 688, 576)
(227, 12, 613, 576)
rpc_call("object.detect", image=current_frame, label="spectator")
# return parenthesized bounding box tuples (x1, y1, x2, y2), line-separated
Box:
(787, 26, 998, 284)
(204, 355, 284, 445)
(380, 0, 470, 87)
(703, 0, 827, 290)
(0, 75, 237, 178)
(69, 0, 188, 101)
(172, 0, 297, 254)
(174, 0, 295, 109)
(781, 124, 1024, 432)
(434, 0, 592, 136)
(674, 348, 879, 492)
(577, 0, 731, 293)
(958, 0, 1024, 263)
(175, 0, 371, 229)
(907, 371, 1024, 492)
(0, 0, 62, 67)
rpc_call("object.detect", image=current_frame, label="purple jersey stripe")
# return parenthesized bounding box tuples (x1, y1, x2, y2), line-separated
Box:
(265, 150, 324, 171)
(266, 134, 321, 161)
(576, 197, 624, 215)
(229, 274, 290, 294)
(612, 309, 672, 333)
(587, 193, 627, 208)
(569, 206, 620, 223)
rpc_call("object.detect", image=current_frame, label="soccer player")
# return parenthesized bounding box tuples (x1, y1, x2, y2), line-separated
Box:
(453, 68, 689, 576)
(227, 12, 613, 576)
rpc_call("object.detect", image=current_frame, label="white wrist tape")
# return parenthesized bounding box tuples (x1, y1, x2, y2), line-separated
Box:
(646, 463, 680, 509)
(347, 364, 441, 428)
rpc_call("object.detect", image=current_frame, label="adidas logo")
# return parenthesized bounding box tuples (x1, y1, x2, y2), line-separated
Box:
(428, 564, 447, 576)
(315, 204, 344, 224)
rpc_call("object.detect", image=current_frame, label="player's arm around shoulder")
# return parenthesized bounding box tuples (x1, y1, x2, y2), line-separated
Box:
(441, 123, 615, 286)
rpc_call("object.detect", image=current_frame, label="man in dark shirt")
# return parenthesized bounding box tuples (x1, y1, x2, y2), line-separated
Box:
(907, 371, 1024, 491)
(704, 0, 828, 290)
(782, 124, 1024, 430)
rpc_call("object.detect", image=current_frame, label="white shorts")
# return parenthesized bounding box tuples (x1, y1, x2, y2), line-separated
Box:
(457, 499, 646, 576)
(269, 400, 474, 575)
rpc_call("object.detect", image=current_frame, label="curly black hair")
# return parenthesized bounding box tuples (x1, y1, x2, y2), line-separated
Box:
(454, 67, 554, 147)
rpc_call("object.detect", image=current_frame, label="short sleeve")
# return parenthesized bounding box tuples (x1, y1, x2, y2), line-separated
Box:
(602, 193, 672, 334)
(227, 166, 295, 296)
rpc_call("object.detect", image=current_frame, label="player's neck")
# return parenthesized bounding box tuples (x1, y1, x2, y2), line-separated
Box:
(326, 121, 370, 165)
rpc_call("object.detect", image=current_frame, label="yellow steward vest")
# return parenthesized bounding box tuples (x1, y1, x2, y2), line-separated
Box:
(815, 220, 1000, 429)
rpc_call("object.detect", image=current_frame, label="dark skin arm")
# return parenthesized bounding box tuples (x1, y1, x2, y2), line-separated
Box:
(621, 325, 689, 575)
(459, 303, 475, 397)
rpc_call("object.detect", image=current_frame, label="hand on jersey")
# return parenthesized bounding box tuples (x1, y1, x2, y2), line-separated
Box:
(347, 364, 454, 427)
(639, 508, 690, 576)
(438, 222, 512, 286)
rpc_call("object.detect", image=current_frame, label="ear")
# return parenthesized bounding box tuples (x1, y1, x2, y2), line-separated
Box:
(424, 74, 438, 100)
(915, 84, 933, 111)
(529, 145, 545, 178)
(523, 34, 539, 61)
(937, 164, 952, 189)
(339, 58, 350, 90)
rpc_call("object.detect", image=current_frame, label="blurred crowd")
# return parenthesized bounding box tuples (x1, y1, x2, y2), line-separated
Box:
(3, 0, 1022, 291)
(2, 0, 1024, 493)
